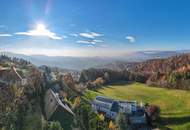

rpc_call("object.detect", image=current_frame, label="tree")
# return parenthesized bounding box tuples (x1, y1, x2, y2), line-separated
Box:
(116, 112, 128, 130)
(74, 98, 108, 130)
(98, 114, 105, 121)
(74, 100, 91, 130)
(104, 72, 110, 83)
(108, 120, 117, 130)
(64, 73, 75, 90)
(48, 121, 64, 130)
(96, 114, 108, 130)
(79, 72, 87, 83)
(145, 104, 160, 125)
(93, 77, 105, 86)
(72, 97, 81, 109)
(1, 112, 18, 130)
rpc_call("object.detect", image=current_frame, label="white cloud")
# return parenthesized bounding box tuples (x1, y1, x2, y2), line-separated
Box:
(79, 32, 103, 39)
(15, 24, 62, 40)
(126, 36, 135, 43)
(93, 39, 103, 43)
(0, 33, 12, 37)
(69, 33, 78, 37)
(77, 40, 95, 44)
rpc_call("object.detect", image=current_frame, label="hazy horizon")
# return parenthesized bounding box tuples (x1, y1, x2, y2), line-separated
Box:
(1, 49, 189, 57)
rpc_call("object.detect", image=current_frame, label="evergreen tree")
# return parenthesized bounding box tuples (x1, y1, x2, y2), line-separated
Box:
(116, 112, 128, 130)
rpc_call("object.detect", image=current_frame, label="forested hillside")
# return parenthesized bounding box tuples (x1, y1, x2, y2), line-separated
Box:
(132, 53, 190, 89)
(0, 55, 113, 130)
(80, 53, 190, 90)
(0, 55, 44, 130)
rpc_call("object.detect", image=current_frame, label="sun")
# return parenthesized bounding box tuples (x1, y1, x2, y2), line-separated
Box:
(36, 24, 46, 31)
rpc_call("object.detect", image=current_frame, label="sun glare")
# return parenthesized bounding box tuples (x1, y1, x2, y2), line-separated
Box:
(36, 24, 46, 31)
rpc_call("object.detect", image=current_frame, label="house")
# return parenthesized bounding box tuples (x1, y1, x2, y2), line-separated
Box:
(12, 66, 27, 85)
(92, 96, 147, 124)
(0, 65, 27, 85)
(44, 89, 74, 130)
(0, 66, 9, 85)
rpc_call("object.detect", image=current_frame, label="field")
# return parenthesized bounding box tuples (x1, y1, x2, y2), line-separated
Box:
(85, 82, 190, 130)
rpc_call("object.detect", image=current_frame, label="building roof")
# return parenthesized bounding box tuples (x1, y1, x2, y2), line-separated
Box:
(95, 96, 137, 105)
(94, 96, 138, 112)
(12, 66, 23, 80)
(96, 96, 114, 103)
(50, 89, 74, 116)
(110, 101, 119, 112)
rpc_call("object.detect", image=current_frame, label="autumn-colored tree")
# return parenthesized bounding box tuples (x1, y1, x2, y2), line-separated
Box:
(11, 85, 23, 98)
(145, 104, 160, 125)
(108, 120, 117, 130)
(93, 77, 105, 85)
(63, 73, 75, 90)
(72, 96, 81, 109)
(59, 90, 67, 98)
(98, 114, 105, 121)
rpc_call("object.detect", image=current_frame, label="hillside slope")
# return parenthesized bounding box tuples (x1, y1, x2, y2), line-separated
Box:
(80, 53, 190, 90)
(131, 54, 190, 89)
(0, 55, 44, 130)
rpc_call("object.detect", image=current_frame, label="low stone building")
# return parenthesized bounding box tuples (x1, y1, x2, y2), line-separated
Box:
(44, 89, 74, 130)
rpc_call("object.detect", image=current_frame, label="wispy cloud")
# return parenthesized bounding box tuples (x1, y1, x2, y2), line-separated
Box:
(93, 39, 103, 43)
(77, 40, 94, 44)
(126, 36, 135, 43)
(76, 39, 104, 45)
(15, 24, 62, 40)
(0, 33, 12, 37)
(79, 32, 103, 39)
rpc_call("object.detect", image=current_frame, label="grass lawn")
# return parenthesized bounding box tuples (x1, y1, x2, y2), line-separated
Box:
(85, 82, 190, 130)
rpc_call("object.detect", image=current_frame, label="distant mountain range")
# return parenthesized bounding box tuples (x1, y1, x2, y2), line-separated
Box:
(0, 50, 190, 70)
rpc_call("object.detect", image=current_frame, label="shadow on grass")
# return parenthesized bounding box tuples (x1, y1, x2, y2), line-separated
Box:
(159, 115, 190, 126)
(163, 111, 190, 117)
(107, 81, 134, 86)
(94, 81, 133, 92)
(93, 81, 135, 96)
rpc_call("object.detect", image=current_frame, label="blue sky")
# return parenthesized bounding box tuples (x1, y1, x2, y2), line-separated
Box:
(0, 0, 190, 56)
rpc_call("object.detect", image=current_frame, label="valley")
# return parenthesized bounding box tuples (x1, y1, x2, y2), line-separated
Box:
(1, 1, 190, 129)
(1, 53, 190, 130)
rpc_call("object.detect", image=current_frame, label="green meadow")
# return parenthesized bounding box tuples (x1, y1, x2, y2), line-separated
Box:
(85, 82, 190, 130)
